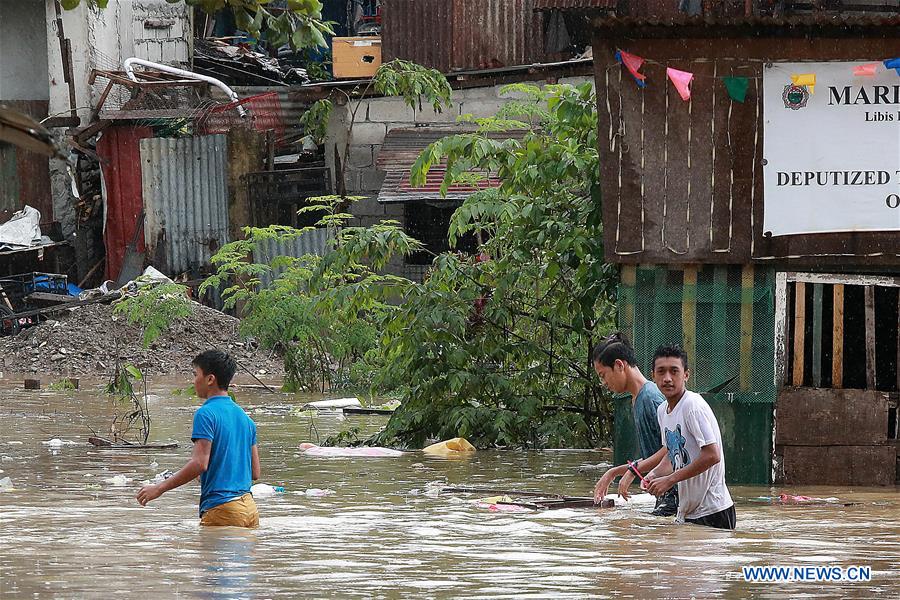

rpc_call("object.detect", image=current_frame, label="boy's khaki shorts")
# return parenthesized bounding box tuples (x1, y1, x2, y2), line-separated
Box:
(200, 493, 259, 528)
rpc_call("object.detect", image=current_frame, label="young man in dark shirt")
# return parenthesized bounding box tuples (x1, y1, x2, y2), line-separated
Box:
(591, 333, 677, 517)
(136, 350, 261, 527)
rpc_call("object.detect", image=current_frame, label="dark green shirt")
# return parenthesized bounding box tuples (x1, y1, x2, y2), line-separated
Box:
(633, 381, 665, 460)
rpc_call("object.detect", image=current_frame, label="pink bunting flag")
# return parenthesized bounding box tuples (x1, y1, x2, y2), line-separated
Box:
(616, 50, 647, 87)
(853, 63, 878, 77)
(667, 67, 694, 101)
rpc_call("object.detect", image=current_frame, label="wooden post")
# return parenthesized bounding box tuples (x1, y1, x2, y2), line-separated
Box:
(740, 265, 754, 391)
(682, 265, 698, 374)
(792, 282, 806, 387)
(774, 272, 789, 388)
(864, 285, 876, 390)
(711, 266, 728, 388)
(832, 284, 844, 389)
(811, 283, 823, 388)
(620, 265, 636, 343)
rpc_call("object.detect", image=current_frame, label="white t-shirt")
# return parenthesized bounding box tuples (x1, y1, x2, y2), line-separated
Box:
(656, 389, 733, 521)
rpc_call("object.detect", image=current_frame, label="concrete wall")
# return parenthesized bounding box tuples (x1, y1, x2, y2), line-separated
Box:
(326, 75, 592, 210)
(324, 77, 590, 279)
(43, 0, 192, 239)
(0, 0, 50, 102)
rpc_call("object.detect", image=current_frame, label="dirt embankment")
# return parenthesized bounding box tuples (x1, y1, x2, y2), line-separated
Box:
(0, 302, 283, 378)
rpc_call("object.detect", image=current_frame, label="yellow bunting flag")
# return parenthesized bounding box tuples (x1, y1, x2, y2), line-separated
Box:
(790, 73, 816, 95)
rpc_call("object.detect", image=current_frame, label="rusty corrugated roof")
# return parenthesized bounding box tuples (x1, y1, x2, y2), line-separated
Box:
(376, 126, 528, 170)
(377, 126, 528, 203)
(533, 0, 617, 10)
(588, 10, 900, 32)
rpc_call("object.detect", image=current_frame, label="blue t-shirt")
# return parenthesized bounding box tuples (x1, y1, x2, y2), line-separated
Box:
(191, 395, 257, 515)
(633, 381, 666, 461)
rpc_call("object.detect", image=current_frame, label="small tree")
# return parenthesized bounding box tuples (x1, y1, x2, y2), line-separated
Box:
(299, 60, 452, 197)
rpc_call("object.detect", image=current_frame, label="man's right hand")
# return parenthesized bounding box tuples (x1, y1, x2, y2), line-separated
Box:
(136, 483, 163, 506)
(593, 469, 616, 504)
(617, 469, 636, 501)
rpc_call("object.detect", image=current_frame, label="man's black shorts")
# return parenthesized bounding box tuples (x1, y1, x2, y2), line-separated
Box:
(685, 504, 736, 530)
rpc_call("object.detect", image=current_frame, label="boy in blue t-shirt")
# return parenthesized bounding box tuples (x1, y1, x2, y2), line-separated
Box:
(136, 350, 261, 527)
(590, 333, 678, 516)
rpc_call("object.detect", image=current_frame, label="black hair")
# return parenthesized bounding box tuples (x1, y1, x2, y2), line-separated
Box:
(652, 344, 689, 371)
(192, 350, 238, 390)
(591, 332, 637, 367)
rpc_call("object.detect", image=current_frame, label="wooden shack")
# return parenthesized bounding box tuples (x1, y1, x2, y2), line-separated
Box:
(543, 1, 900, 484)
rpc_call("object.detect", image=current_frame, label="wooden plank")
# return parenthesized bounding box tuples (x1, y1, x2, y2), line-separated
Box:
(774, 271, 789, 387)
(865, 285, 877, 390)
(740, 265, 754, 390)
(776, 388, 890, 446)
(786, 272, 900, 288)
(780, 445, 895, 486)
(792, 282, 806, 387)
(832, 284, 844, 389)
(682, 265, 697, 370)
(811, 283, 823, 388)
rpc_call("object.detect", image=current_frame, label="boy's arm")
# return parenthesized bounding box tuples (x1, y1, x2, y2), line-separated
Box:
(251, 444, 261, 481)
(646, 443, 720, 496)
(594, 447, 667, 503)
(136, 439, 212, 506)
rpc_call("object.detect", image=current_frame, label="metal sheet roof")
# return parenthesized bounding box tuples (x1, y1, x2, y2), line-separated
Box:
(252, 229, 332, 288)
(533, 0, 617, 10)
(377, 126, 528, 170)
(376, 126, 527, 203)
(140, 135, 229, 276)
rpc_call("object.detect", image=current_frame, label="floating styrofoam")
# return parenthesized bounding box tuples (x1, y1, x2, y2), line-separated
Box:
(305, 398, 361, 410)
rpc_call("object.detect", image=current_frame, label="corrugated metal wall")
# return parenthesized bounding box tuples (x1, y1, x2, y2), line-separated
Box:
(0, 101, 51, 225)
(140, 135, 229, 276)
(97, 126, 154, 281)
(252, 229, 332, 288)
(382, 0, 545, 73)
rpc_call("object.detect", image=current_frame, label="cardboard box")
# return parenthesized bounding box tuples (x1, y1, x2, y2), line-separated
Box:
(332, 36, 382, 79)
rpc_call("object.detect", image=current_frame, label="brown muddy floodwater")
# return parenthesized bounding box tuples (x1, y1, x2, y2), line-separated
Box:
(0, 379, 898, 599)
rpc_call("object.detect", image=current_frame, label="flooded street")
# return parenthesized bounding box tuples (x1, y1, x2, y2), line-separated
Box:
(1, 380, 898, 599)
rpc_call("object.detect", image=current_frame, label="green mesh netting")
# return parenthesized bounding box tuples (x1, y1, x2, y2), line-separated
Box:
(618, 264, 776, 404)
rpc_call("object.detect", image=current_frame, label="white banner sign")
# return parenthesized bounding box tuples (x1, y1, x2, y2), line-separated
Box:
(763, 62, 900, 236)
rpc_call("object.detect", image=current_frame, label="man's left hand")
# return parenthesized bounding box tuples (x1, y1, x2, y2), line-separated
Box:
(646, 474, 675, 497)
(137, 484, 163, 506)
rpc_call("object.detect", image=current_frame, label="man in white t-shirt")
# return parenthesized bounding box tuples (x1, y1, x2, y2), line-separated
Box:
(639, 344, 735, 529)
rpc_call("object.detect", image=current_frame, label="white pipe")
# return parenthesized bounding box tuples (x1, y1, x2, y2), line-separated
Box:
(123, 57, 247, 117)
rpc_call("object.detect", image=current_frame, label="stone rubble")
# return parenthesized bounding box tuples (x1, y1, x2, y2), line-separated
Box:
(0, 302, 283, 378)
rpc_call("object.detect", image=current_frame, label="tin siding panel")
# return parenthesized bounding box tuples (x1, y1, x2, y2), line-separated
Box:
(140, 135, 229, 276)
(97, 126, 154, 280)
(252, 229, 332, 288)
(383, 0, 543, 73)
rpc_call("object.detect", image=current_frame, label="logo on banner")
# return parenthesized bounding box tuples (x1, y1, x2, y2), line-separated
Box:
(782, 84, 809, 110)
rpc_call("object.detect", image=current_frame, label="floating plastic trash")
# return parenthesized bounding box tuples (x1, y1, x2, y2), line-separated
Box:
(304, 488, 334, 497)
(251, 483, 286, 498)
(298, 443, 404, 458)
(143, 470, 174, 485)
(42, 438, 77, 448)
(305, 398, 361, 410)
(103, 475, 132, 486)
(422, 437, 476, 456)
(0, 476, 13, 490)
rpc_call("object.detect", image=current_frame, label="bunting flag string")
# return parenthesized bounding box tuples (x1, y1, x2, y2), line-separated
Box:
(667, 67, 694, 101)
(612, 49, 900, 104)
(615, 50, 647, 88)
(884, 58, 900, 75)
(790, 73, 816, 94)
(723, 76, 749, 103)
